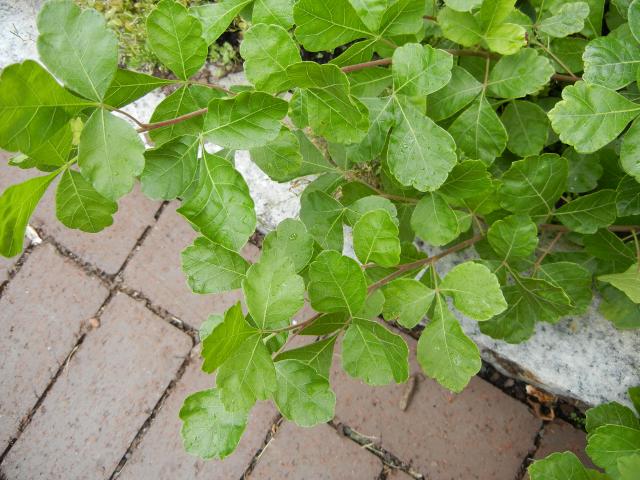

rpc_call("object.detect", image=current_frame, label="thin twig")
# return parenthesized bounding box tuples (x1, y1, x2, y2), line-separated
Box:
(533, 231, 563, 272)
(103, 105, 147, 128)
(136, 107, 208, 133)
(186, 80, 235, 95)
(541, 224, 640, 233)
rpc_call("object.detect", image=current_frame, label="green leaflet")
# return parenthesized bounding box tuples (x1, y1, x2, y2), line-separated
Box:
(293, 0, 371, 51)
(392, 43, 453, 96)
(378, 0, 425, 36)
(487, 214, 539, 262)
(501, 101, 550, 157)
(621, 117, 640, 181)
(554, 189, 618, 234)
(242, 255, 305, 330)
(586, 401, 640, 433)
(387, 97, 457, 191)
(427, 65, 483, 122)
(631, 0, 640, 43)
(353, 209, 401, 267)
(249, 128, 303, 182)
(308, 250, 367, 316)
(103, 69, 175, 108)
(56, 169, 117, 233)
(0, 61, 89, 156)
(181, 237, 249, 295)
(564, 148, 604, 193)
(147, 0, 208, 80)
(440, 262, 507, 321)
(0, 172, 58, 258)
(487, 48, 554, 99)
(349, 0, 392, 31)
(262, 219, 314, 273)
(411, 192, 460, 246)
(448, 94, 508, 164)
(78, 109, 145, 201)
(498, 154, 568, 215)
(599, 264, 640, 303)
(275, 336, 337, 378)
(538, 262, 593, 315)
(439, 160, 492, 200)
(345, 195, 398, 226)
(586, 424, 640, 477)
(240, 24, 301, 94)
(548, 81, 640, 153)
(179, 389, 247, 460)
(204, 91, 288, 149)
(201, 303, 254, 372)
(417, 296, 481, 393)
(272, 359, 336, 426)
(253, 0, 295, 29)
(537, 2, 590, 38)
(141, 135, 199, 200)
(616, 176, 640, 217)
(37, 0, 117, 101)
(190, 0, 252, 45)
(528, 452, 592, 480)
(382, 278, 435, 328)
(178, 153, 256, 251)
(342, 318, 409, 385)
(299, 190, 345, 251)
(583, 24, 640, 90)
(444, 0, 482, 11)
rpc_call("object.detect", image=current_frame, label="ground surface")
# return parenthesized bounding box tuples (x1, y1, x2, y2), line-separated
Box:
(0, 151, 591, 480)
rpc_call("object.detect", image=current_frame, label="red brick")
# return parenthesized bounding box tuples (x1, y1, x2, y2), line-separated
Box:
(0, 152, 160, 274)
(118, 348, 278, 479)
(123, 203, 260, 328)
(0, 244, 109, 447)
(331, 330, 541, 480)
(249, 422, 382, 479)
(1, 294, 192, 479)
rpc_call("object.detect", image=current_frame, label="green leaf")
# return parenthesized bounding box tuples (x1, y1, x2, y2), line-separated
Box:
(342, 318, 409, 385)
(147, 0, 208, 80)
(554, 189, 618, 234)
(417, 296, 481, 392)
(299, 190, 345, 251)
(439, 160, 492, 199)
(599, 264, 640, 303)
(501, 101, 550, 157)
(178, 152, 256, 251)
(487, 214, 539, 262)
(275, 336, 337, 378)
(190, 0, 252, 45)
(537, 262, 593, 315)
(243, 255, 305, 330)
(498, 154, 568, 215)
(204, 91, 288, 149)
(411, 192, 460, 246)
(103, 69, 174, 108)
(199, 314, 223, 342)
(388, 97, 457, 191)
(564, 148, 604, 193)
(249, 128, 303, 183)
(0, 61, 88, 156)
(440, 262, 507, 321)
(240, 24, 300, 94)
(299, 313, 349, 336)
(382, 278, 435, 328)
(141, 135, 199, 200)
(616, 176, 640, 217)
(586, 401, 640, 433)
(538, 2, 590, 38)
(0, 172, 58, 258)
(444, 0, 482, 11)
(378, 0, 425, 36)
(545, 38, 588, 74)
(619, 454, 640, 480)
(483, 22, 527, 56)
(584, 229, 635, 267)
(293, 0, 371, 51)
(548, 81, 640, 153)
(449, 95, 507, 164)
(583, 24, 640, 90)
(631, 0, 640, 43)
(262, 219, 314, 273)
(586, 424, 640, 478)
(528, 452, 592, 480)
(181, 237, 250, 294)
(353, 209, 401, 267)
(201, 303, 255, 372)
(580, 0, 605, 38)
(253, 0, 295, 29)
(37, 0, 117, 101)
(488, 48, 554, 99)
(600, 284, 640, 329)
(286, 62, 369, 144)
(345, 195, 397, 226)
(77, 109, 145, 201)
(476, 0, 516, 31)
(272, 359, 336, 426)
(621, 118, 640, 182)
(179, 389, 247, 460)
(217, 331, 276, 411)
(294, 130, 336, 176)
(427, 65, 483, 122)
(308, 250, 367, 316)
(392, 43, 453, 96)
(437, 8, 483, 47)
(56, 169, 117, 233)
(349, 0, 391, 31)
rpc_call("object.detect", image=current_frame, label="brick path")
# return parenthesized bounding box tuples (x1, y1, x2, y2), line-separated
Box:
(0, 152, 588, 479)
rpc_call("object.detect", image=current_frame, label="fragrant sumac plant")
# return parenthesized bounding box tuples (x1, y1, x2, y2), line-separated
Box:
(1, 0, 640, 460)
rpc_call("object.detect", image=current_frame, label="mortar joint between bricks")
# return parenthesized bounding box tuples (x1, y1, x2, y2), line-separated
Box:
(241, 414, 285, 479)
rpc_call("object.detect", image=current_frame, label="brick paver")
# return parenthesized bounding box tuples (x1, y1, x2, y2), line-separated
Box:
(0, 294, 192, 479)
(118, 348, 278, 480)
(331, 331, 541, 479)
(0, 154, 160, 274)
(0, 244, 109, 447)
(0, 255, 16, 285)
(123, 203, 260, 328)
(248, 422, 382, 479)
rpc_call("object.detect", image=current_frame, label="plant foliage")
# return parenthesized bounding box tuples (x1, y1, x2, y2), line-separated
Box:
(1, 0, 640, 460)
